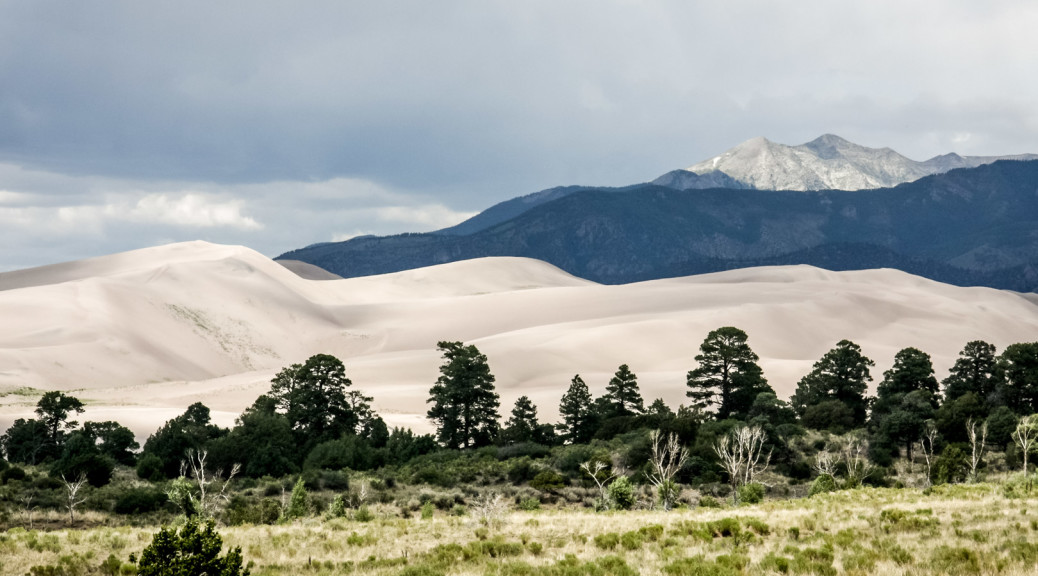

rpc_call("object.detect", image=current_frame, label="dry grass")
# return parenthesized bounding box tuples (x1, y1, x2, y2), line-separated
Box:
(4, 484, 1038, 575)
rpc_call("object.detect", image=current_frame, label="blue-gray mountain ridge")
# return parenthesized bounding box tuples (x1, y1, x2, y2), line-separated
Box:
(278, 136, 1038, 292)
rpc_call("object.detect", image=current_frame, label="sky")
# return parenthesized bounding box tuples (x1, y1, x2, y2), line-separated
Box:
(1, 0, 1036, 271)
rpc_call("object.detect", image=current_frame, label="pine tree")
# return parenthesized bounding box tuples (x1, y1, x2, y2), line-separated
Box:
(791, 340, 874, 428)
(269, 354, 365, 453)
(686, 327, 771, 420)
(942, 340, 1003, 404)
(503, 396, 541, 444)
(426, 341, 501, 449)
(557, 375, 597, 444)
(999, 342, 1038, 414)
(603, 364, 644, 418)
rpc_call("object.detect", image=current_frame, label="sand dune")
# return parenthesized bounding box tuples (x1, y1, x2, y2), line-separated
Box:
(2, 241, 1037, 439)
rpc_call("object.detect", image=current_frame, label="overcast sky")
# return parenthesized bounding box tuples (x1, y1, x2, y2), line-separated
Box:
(1, 1, 1036, 270)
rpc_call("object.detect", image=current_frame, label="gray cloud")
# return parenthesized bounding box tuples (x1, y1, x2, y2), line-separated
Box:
(1, 1, 1036, 269)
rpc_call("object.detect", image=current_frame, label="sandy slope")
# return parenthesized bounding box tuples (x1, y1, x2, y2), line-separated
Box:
(2, 241, 1037, 440)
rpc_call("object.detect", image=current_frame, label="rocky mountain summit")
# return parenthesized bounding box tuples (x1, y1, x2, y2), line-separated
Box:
(657, 134, 1038, 191)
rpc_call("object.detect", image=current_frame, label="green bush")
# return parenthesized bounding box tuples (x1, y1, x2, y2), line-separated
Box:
(663, 555, 741, 576)
(608, 477, 635, 510)
(930, 546, 982, 575)
(354, 505, 374, 522)
(135, 519, 248, 576)
(114, 488, 169, 515)
(421, 502, 435, 519)
(593, 532, 620, 550)
(518, 498, 541, 511)
(698, 495, 721, 508)
(285, 477, 309, 519)
(808, 473, 838, 497)
(529, 470, 566, 492)
(135, 454, 165, 482)
(327, 494, 347, 518)
(638, 524, 664, 541)
(1, 465, 26, 483)
(619, 531, 644, 550)
(737, 482, 764, 504)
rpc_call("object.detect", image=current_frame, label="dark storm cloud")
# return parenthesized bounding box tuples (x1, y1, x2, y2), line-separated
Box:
(0, 1, 1036, 269)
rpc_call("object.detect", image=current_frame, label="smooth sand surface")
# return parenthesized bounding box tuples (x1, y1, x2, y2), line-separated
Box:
(2, 241, 1037, 439)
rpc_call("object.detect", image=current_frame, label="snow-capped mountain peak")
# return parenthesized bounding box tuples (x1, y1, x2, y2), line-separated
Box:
(657, 135, 1037, 191)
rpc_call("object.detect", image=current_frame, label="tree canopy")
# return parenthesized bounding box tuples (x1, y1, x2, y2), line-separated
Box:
(791, 340, 873, 428)
(427, 341, 501, 449)
(943, 340, 1002, 403)
(602, 364, 644, 418)
(269, 353, 365, 452)
(557, 374, 597, 444)
(686, 326, 772, 420)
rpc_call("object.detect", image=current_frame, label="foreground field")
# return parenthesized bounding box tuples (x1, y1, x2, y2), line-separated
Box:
(4, 484, 1038, 576)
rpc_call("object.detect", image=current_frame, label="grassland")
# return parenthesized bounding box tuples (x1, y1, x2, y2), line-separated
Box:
(4, 483, 1038, 576)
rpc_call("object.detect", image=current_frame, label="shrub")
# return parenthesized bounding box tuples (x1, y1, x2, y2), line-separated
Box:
(808, 473, 838, 497)
(354, 505, 374, 522)
(529, 470, 566, 493)
(134, 518, 248, 576)
(930, 546, 982, 575)
(608, 477, 635, 510)
(135, 454, 164, 482)
(114, 488, 169, 515)
(663, 555, 740, 576)
(2, 466, 27, 483)
(285, 477, 309, 519)
(593, 532, 620, 550)
(738, 482, 764, 504)
(518, 498, 541, 511)
(698, 495, 721, 508)
(620, 531, 644, 550)
(327, 494, 347, 518)
(421, 502, 435, 519)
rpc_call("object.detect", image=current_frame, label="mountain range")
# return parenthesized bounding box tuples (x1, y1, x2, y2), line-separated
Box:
(279, 155, 1038, 291)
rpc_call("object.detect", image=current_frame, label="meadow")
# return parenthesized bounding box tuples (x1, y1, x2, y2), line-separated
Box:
(4, 481, 1038, 576)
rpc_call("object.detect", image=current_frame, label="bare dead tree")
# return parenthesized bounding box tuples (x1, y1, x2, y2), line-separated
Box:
(966, 418, 988, 483)
(19, 489, 38, 530)
(647, 429, 689, 511)
(714, 425, 770, 503)
(813, 449, 839, 477)
(470, 491, 509, 527)
(580, 459, 617, 509)
(61, 473, 88, 526)
(842, 438, 874, 487)
(185, 448, 241, 518)
(920, 422, 938, 488)
(1013, 414, 1038, 492)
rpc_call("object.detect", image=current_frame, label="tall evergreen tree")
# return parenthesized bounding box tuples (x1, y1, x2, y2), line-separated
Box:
(269, 354, 364, 452)
(999, 342, 1038, 414)
(503, 396, 542, 444)
(602, 364, 644, 418)
(427, 341, 501, 449)
(943, 340, 1003, 404)
(869, 347, 940, 462)
(141, 402, 227, 479)
(686, 326, 771, 420)
(36, 391, 84, 450)
(791, 340, 873, 428)
(557, 374, 597, 444)
(875, 347, 940, 405)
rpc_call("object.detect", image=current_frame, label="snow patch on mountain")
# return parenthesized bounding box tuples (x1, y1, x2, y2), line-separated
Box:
(657, 134, 1038, 191)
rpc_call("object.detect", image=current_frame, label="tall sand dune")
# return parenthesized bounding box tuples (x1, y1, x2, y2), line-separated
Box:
(2, 241, 1036, 438)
